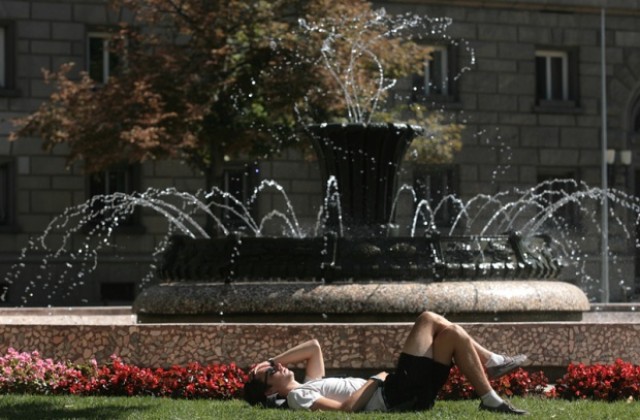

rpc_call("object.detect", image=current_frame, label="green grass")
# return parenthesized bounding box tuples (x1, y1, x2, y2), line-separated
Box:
(0, 395, 637, 419)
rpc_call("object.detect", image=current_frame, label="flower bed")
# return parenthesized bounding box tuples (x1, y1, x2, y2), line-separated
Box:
(0, 348, 638, 402)
(0, 348, 245, 399)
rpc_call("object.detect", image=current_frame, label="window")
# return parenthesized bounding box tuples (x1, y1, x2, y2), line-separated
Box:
(412, 44, 458, 103)
(0, 25, 5, 88)
(0, 282, 9, 305)
(536, 50, 568, 101)
(413, 165, 459, 228)
(535, 49, 579, 109)
(535, 170, 581, 230)
(0, 21, 18, 95)
(0, 159, 15, 228)
(221, 163, 258, 231)
(635, 169, 640, 280)
(100, 281, 135, 304)
(87, 164, 141, 229)
(424, 45, 448, 96)
(87, 32, 120, 83)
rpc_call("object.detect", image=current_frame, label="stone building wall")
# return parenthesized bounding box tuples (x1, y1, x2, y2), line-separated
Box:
(1, 0, 640, 305)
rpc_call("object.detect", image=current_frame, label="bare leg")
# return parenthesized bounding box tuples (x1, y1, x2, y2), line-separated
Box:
(400, 311, 450, 358)
(401, 312, 492, 395)
(472, 338, 494, 364)
(431, 324, 492, 395)
(400, 312, 528, 414)
(402, 311, 497, 364)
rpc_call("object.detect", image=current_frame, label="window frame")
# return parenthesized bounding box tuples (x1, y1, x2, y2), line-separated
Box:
(535, 168, 582, 231)
(411, 42, 460, 106)
(0, 158, 17, 231)
(86, 30, 122, 84)
(534, 47, 580, 113)
(0, 21, 19, 97)
(412, 164, 460, 229)
(424, 45, 449, 96)
(220, 162, 259, 233)
(536, 50, 569, 101)
(85, 163, 144, 233)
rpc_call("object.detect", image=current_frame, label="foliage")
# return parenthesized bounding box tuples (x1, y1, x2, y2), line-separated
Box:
(79, 356, 246, 399)
(6, 347, 640, 405)
(438, 366, 550, 400)
(403, 105, 463, 165)
(554, 359, 640, 401)
(0, 348, 92, 395)
(9, 0, 444, 184)
(0, 349, 247, 399)
(11, 0, 303, 184)
(296, 1, 433, 124)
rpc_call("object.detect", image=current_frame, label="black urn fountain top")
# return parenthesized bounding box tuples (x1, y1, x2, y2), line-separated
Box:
(306, 123, 423, 237)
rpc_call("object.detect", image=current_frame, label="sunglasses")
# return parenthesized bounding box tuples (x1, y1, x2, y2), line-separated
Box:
(264, 359, 276, 385)
(250, 359, 276, 385)
(264, 366, 276, 385)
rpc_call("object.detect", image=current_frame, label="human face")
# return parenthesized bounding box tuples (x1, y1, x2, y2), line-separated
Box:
(263, 365, 276, 386)
(252, 362, 293, 393)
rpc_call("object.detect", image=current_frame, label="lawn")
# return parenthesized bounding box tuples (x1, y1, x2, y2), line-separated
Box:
(0, 395, 637, 420)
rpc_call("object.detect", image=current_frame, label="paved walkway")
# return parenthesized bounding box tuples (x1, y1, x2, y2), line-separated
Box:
(0, 307, 136, 325)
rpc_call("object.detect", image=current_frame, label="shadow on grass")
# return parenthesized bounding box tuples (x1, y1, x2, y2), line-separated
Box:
(0, 400, 152, 420)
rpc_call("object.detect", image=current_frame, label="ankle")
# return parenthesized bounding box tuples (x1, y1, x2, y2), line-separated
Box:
(480, 389, 504, 408)
(485, 353, 505, 367)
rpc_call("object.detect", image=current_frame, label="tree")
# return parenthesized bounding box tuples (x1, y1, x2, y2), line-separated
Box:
(10, 0, 459, 189)
(11, 0, 308, 190)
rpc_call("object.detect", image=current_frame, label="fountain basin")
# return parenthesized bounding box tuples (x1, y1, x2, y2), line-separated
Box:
(157, 233, 563, 282)
(133, 280, 589, 323)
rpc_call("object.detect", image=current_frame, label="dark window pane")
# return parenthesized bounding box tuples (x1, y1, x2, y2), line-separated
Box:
(88, 37, 104, 82)
(222, 165, 256, 229)
(535, 56, 547, 100)
(550, 56, 564, 100)
(428, 50, 444, 95)
(109, 51, 119, 77)
(88, 166, 137, 227)
(100, 282, 135, 303)
(0, 26, 6, 87)
(414, 167, 458, 227)
(0, 162, 9, 225)
(535, 173, 580, 229)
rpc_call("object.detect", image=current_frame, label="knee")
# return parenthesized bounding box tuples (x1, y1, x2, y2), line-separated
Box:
(416, 311, 450, 330)
(435, 324, 468, 345)
(416, 311, 436, 324)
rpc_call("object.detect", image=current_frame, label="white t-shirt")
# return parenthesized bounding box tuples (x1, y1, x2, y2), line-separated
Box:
(287, 377, 386, 412)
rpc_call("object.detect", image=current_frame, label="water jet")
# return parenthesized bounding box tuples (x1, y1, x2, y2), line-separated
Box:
(133, 122, 589, 323)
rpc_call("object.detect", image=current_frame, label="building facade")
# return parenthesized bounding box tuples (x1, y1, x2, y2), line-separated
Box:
(1, 0, 639, 305)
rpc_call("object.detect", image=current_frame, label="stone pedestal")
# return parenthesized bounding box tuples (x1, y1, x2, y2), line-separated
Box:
(133, 280, 590, 323)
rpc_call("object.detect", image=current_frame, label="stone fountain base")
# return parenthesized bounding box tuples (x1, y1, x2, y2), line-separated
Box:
(133, 280, 590, 323)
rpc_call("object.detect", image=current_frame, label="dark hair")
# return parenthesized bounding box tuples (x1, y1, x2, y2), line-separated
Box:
(243, 378, 269, 407)
(243, 379, 289, 409)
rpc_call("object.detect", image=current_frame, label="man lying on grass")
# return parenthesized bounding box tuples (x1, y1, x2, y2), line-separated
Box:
(243, 311, 529, 415)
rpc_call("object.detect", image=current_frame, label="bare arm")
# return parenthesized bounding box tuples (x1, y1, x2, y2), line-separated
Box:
(310, 372, 388, 412)
(265, 339, 325, 380)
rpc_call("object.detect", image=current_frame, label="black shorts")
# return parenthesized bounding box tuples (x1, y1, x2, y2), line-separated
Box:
(382, 352, 452, 411)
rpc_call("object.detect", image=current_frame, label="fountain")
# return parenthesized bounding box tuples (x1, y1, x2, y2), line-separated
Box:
(4, 2, 640, 383)
(129, 7, 589, 322)
(0, 5, 591, 322)
(131, 133, 587, 322)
